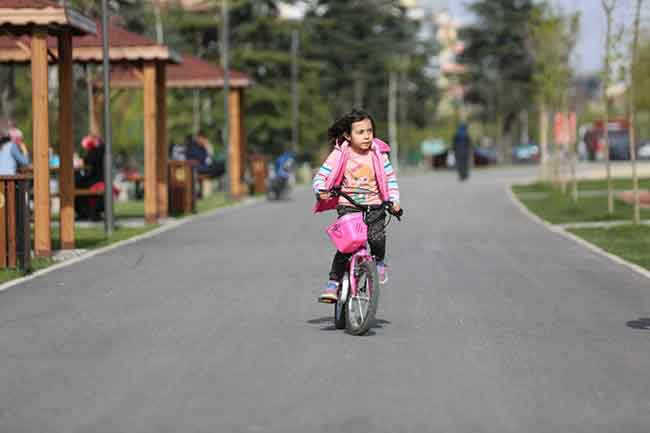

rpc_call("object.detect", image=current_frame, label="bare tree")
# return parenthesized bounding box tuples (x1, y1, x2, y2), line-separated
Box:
(602, 0, 617, 215)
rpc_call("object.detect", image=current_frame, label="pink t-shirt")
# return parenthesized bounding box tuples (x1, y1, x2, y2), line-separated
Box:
(339, 149, 382, 206)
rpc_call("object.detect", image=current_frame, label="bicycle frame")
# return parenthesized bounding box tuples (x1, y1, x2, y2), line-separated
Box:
(346, 244, 373, 298)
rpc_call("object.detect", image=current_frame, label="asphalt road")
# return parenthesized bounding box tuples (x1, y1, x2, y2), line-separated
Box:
(1, 166, 649, 433)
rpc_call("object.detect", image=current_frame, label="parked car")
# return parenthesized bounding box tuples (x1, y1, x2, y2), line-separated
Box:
(512, 143, 539, 163)
(638, 141, 650, 160)
(608, 129, 631, 160)
(474, 146, 498, 166)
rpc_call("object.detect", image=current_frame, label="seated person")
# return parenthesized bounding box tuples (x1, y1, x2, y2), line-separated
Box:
(0, 128, 30, 175)
(186, 132, 225, 178)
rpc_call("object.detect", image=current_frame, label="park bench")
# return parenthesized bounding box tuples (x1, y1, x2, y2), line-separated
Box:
(197, 173, 214, 198)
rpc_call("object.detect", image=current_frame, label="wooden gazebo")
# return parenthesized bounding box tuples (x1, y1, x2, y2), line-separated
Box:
(0, 0, 96, 257)
(0, 19, 180, 241)
(108, 54, 253, 199)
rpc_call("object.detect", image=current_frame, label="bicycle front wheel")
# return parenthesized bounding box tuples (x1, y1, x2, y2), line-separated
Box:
(346, 260, 379, 335)
(334, 273, 349, 329)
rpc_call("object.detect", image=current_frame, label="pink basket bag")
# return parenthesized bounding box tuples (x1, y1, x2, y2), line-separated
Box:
(325, 212, 368, 253)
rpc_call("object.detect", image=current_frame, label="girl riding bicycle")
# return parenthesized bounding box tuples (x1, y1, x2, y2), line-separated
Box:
(312, 109, 401, 303)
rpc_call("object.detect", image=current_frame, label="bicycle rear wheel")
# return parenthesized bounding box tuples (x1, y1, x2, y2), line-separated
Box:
(346, 260, 379, 335)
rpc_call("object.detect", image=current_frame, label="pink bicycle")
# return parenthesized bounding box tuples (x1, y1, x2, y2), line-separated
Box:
(321, 187, 403, 335)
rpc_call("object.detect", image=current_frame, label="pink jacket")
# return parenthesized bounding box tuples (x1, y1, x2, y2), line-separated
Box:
(312, 138, 400, 213)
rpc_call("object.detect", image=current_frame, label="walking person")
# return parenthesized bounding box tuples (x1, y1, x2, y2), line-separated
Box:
(453, 123, 472, 181)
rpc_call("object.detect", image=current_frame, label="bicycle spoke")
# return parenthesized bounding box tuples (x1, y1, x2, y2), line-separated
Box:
(356, 299, 362, 325)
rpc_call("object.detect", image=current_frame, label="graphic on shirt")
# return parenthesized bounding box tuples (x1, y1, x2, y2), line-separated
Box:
(341, 152, 380, 205)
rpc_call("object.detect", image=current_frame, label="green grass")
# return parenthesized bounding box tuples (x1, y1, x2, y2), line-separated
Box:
(569, 225, 650, 271)
(196, 192, 227, 213)
(54, 226, 158, 250)
(513, 178, 650, 195)
(113, 192, 228, 218)
(114, 200, 146, 219)
(0, 258, 51, 284)
(513, 180, 650, 224)
(513, 180, 650, 272)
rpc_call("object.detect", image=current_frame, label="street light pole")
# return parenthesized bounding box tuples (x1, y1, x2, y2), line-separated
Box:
(101, 0, 114, 235)
(291, 29, 300, 153)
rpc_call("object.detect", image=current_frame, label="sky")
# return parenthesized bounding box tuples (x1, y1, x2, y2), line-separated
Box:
(436, 0, 645, 74)
(280, 1, 646, 74)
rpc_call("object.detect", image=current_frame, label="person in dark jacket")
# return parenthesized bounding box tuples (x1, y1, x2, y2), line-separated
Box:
(453, 123, 472, 181)
(185, 132, 224, 178)
(75, 135, 106, 220)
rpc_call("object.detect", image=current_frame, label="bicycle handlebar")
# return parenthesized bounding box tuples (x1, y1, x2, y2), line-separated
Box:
(319, 186, 404, 221)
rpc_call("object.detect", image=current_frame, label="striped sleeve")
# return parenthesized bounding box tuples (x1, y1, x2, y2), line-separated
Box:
(383, 153, 400, 203)
(312, 150, 338, 194)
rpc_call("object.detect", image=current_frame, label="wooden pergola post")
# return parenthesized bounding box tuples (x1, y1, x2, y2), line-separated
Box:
(239, 89, 246, 186)
(156, 63, 168, 219)
(143, 61, 159, 224)
(229, 88, 243, 199)
(58, 31, 75, 249)
(31, 31, 51, 257)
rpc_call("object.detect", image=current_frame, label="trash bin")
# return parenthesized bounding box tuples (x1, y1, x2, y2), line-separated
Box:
(250, 154, 270, 194)
(0, 175, 31, 272)
(168, 160, 196, 215)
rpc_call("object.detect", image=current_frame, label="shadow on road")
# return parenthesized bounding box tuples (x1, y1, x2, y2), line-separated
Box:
(626, 318, 650, 330)
(307, 316, 391, 334)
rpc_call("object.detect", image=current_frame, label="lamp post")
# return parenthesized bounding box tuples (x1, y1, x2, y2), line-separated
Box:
(101, 0, 114, 235)
(221, 0, 230, 198)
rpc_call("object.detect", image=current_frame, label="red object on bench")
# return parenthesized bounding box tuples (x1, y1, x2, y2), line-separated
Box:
(87, 181, 121, 196)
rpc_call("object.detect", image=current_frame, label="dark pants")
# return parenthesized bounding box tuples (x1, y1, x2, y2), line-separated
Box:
(329, 205, 386, 281)
(456, 153, 469, 181)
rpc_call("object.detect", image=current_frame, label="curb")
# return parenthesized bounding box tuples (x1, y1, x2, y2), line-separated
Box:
(0, 196, 265, 293)
(506, 182, 650, 282)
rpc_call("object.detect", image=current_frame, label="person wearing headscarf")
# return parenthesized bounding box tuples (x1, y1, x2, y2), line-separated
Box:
(74, 134, 106, 220)
(452, 123, 472, 181)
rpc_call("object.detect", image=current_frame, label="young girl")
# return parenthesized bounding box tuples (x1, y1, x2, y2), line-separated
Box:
(312, 109, 401, 303)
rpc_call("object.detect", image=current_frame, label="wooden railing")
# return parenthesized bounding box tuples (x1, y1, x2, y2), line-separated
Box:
(0, 175, 32, 271)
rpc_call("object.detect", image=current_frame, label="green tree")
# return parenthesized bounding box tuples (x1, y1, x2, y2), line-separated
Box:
(66, 0, 153, 35)
(302, 0, 437, 156)
(158, 1, 332, 160)
(527, 3, 579, 186)
(635, 35, 650, 138)
(458, 0, 539, 160)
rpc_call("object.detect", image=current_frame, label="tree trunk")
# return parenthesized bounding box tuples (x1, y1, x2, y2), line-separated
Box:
(192, 89, 200, 136)
(602, 0, 616, 215)
(154, 0, 164, 44)
(629, 0, 643, 224)
(0, 65, 15, 126)
(539, 100, 549, 181)
(86, 65, 100, 135)
(496, 112, 504, 163)
(388, 70, 398, 169)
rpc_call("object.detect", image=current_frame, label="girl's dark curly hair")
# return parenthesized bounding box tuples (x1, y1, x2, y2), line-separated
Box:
(327, 109, 376, 147)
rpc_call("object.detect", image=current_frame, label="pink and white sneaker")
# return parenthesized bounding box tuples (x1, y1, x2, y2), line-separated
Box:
(318, 280, 339, 303)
